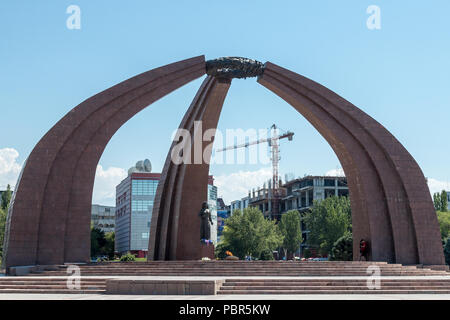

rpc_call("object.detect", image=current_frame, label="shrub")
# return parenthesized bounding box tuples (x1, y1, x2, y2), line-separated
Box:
(120, 252, 136, 262)
(329, 232, 353, 261)
(215, 242, 233, 260)
(260, 249, 274, 261)
(221, 207, 283, 259)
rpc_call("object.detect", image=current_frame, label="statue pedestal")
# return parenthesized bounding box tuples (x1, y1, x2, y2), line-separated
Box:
(199, 243, 215, 260)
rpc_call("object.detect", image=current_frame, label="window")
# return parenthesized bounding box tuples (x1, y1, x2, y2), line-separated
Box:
(337, 179, 347, 187)
(132, 179, 159, 196)
(142, 232, 149, 239)
(299, 179, 313, 188)
(132, 200, 154, 211)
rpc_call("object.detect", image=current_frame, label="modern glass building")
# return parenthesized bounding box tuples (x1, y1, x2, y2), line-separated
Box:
(217, 209, 230, 243)
(91, 204, 115, 233)
(115, 164, 218, 257)
(115, 172, 160, 257)
(208, 184, 218, 244)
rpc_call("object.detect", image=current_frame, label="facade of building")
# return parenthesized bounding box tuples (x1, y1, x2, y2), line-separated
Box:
(216, 197, 230, 243)
(91, 204, 115, 233)
(217, 209, 230, 243)
(229, 175, 350, 257)
(115, 160, 218, 257)
(115, 171, 160, 257)
(281, 176, 349, 213)
(208, 183, 218, 244)
(248, 185, 287, 220)
(230, 196, 249, 215)
(281, 175, 349, 256)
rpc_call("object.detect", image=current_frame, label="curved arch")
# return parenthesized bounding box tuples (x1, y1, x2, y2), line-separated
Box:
(148, 76, 231, 260)
(258, 62, 443, 265)
(3, 56, 205, 268)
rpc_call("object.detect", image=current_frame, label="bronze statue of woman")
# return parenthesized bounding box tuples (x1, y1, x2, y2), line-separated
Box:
(199, 201, 213, 241)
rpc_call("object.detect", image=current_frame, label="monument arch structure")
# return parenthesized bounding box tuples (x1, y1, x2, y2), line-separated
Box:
(2, 56, 444, 271)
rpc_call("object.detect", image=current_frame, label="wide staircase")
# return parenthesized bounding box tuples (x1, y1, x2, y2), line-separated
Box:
(27, 261, 449, 277)
(0, 277, 106, 294)
(0, 261, 447, 294)
(218, 278, 450, 294)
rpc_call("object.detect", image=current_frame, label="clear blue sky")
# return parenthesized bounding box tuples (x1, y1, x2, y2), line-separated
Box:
(1, 1, 449, 204)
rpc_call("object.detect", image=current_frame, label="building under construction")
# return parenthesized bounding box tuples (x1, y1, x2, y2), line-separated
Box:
(231, 175, 349, 220)
(218, 124, 294, 220)
(248, 180, 287, 221)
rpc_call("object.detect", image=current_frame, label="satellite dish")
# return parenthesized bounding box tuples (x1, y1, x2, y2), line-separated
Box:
(143, 159, 152, 172)
(135, 160, 144, 172)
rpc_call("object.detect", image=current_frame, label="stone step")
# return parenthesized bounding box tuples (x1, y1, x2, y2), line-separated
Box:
(33, 268, 415, 272)
(92, 261, 391, 264)
(0, 280, 106, 284)
(218, 276, 450, 294)
(217, 289, 450, 294)
(220, 285, 450, 290)
(30, 274, 446, 278)
(222, 281, 450, 286)
(86, 265, 397, 269)
(226, 278, 450, 282)
(0, 285, 106, 289)
(24, 261, 448, 279)
(30, 269, 446, 275)
(82, 266, 403, 270)
(0, 289, 105, 294)
(36, 267, 442, 272)
(46, 269, 427, 273)
(37, 269, 445, 274)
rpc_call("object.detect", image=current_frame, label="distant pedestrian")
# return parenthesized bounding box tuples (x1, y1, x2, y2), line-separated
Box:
(359, 239, 369, 261)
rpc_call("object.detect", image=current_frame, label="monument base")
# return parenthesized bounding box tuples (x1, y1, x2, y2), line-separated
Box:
(199, 243, 215, 260)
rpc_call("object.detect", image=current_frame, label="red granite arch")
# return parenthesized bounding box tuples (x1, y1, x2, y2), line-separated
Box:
(257, 62, 444, 265)
(2, 56, 206, 269)
(3, 56, 444, 270)
(148, 76, 231, 260)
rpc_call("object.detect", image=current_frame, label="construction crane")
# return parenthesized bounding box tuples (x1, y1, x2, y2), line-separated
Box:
(216, 124, 294, 220)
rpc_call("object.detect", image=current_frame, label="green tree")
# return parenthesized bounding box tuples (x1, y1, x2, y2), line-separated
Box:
(441, 190, 448, 213)
(90, 227, 106, 258)
(434, 192, 442, 211)
(104, 231, 115, 259)
(444, 238, 450, 266)
(304, 196, 352, 256)
(1, 184, 12, 211)
(329, 231, 353, 261)
(278, 210, 302, 257)
(437, 211, 450, 241)
(259, 248, 275, 260)
(222, 207, 283, 259)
